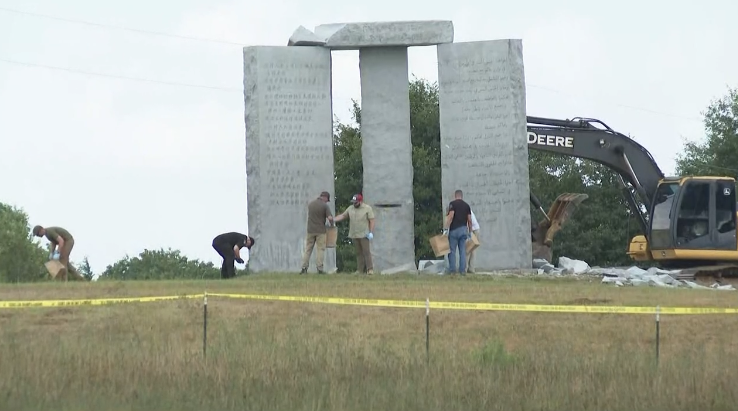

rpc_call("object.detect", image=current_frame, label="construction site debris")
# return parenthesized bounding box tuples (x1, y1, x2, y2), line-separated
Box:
(421, 256, 735, 290)
(537, 256, 736, 290)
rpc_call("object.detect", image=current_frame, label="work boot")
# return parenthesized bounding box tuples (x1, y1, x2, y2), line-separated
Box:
(300, 267, 307, 275)
(367, 269, 374, 275)
(317, 268, 324, 274)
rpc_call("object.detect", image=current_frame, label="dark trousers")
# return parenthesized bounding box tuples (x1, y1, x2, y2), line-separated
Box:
(213, 242, 235, 279)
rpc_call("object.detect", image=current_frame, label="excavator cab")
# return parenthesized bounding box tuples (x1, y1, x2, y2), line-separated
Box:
(628, 177, 738, 264)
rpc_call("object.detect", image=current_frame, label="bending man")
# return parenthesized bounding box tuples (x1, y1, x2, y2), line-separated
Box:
(32, 225, 85, 281)
(212, 232, 254, 279)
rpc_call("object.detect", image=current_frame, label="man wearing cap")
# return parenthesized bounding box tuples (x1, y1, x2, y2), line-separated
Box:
(301, 191, 334, 274)
(32, 225, 86, 281)
(333, 193, 375, 275)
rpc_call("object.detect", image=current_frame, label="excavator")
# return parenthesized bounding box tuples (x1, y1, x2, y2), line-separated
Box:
(526, 115, 738, 280)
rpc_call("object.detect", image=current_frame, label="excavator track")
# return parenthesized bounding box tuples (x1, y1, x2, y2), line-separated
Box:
(669, 264, 738, 283)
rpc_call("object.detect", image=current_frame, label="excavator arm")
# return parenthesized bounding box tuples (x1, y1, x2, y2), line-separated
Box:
(526, 116, 666, 262)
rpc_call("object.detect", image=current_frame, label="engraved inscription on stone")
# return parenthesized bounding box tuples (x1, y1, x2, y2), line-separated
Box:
(437, 39, 532, 270)
(244, 46, 336, 273)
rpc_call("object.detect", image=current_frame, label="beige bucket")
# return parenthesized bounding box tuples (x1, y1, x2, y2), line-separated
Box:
(44, 260, 65, 279)
(466, 232, 480, 254)
(429, 234, 450, 257)
(325, 226, 338, 248)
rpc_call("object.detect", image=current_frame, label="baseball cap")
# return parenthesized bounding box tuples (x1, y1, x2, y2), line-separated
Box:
(320, 191, 331, 201)
(351, 194, 363, 203)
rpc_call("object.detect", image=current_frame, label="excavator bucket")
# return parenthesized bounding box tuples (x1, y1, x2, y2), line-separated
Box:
(531, 193, 589, 263)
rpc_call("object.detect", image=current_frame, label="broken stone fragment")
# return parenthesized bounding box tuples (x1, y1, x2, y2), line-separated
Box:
(557, 256, 590, 274)
(287, 26, 326, 46)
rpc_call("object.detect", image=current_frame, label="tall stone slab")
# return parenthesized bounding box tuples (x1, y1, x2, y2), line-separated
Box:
(358, 47, 416, 273)
(437, 39, 532, 270)
(244, 46, 337, 273)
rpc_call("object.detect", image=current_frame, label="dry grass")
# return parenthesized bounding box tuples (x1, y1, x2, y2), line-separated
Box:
(2, 273, 738, 410)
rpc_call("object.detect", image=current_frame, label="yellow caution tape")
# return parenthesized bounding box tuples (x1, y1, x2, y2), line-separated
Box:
(1, 292, 738, 315)
(209, 293, 738, 315)
(208, 293, 427, 309)
(0, 294, 202, 308)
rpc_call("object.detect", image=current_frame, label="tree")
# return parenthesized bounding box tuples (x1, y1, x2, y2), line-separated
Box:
(0, 202, 48, 282)
(408, 77, 443, 261)
(76, 256, 95, 281)
(676, 87, 738, 177)
(98, 248, 221, 280)
(332, 100, 364, 272)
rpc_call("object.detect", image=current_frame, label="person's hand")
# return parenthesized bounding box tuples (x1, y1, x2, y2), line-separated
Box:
(52, 251, 60, 260)
(442, 228, 449, 236)
(366, 232, 373, 240)
(235, 257, 244, 264)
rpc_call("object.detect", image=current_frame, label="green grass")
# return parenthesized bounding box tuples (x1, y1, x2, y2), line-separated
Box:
(2, 273, 738, 410)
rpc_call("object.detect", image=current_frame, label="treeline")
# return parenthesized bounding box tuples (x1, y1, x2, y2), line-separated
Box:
(0, 203, 227, 282)
(1, 84, 735, 281)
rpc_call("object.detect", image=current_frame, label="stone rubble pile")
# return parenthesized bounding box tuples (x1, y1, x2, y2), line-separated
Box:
(534, 256, 736, 291)
(417, 256, 735, 290)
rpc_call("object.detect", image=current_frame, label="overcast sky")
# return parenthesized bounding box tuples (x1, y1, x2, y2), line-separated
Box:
(1, 0, 736, 275)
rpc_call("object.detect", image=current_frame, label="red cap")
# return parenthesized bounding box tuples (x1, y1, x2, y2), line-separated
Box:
(352, 194, 363, 203)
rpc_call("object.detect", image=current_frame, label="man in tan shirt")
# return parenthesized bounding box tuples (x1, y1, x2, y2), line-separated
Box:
(301, 191, 334, 274)
(334, 193, 375, 274)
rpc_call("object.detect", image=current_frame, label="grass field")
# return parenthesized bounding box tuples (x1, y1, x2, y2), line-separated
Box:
(2, 273, 738, 411)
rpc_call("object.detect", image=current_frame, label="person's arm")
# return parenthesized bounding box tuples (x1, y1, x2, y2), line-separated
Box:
(333, 208, 350, 223)
(444, 210, 454, 229)
(326, 204, 334, 225)
(56, 235, 65, 251)
(368, 210, 375, 233)
(233, 239, 245, 260)
(366, 208, 376, 238)
(467, 213, 473, 232)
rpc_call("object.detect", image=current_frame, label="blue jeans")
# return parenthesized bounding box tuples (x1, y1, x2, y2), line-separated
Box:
(447, 226, 469, 274)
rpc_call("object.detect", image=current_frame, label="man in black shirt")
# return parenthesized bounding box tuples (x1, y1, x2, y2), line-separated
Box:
(443, 189, 472, 275)
(212, 232, 255, 279)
